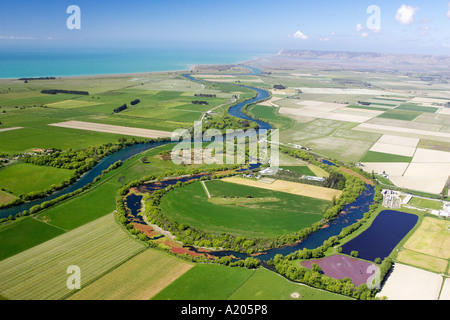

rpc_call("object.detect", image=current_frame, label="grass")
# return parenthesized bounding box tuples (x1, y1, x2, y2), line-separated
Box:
(152, 264, 351, 300)
(407, 197, 443, 211)
(0, 143, 225, 258)
(280, 165, 316, 176)
(360, 151, 412, 163)
(0, 217, 65, 261)
(152, 264, 256, 300)
(376, 109, 420, 121)
(35, 180, 119, 230)
(0, 189, 17, 205)
(0, 213, 145, 300)
(159, 180, 331, 238)
(396, 104, 438, 113)
(0, 163, 75, 195)
(402, 216, 450, 261)
(228, 267, 352, 300)
(0, 73, 252, 154)
(67, 248, 194, 300)
(397, 249, 448, 274)
(246, 104, 294, 130)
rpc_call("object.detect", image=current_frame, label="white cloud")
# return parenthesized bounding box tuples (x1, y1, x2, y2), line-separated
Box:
(395, 4, 419, 25)
(292, 30, 308, 40)
(447, 2, 450, 18)
(418, 25, 430, 36)
(356, 23, 364, 32)
(361, 32, 369, 38)
(0, 35, 37, 40)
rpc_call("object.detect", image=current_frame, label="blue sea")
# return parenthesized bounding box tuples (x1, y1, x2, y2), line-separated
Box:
(0, 47, 271, 79)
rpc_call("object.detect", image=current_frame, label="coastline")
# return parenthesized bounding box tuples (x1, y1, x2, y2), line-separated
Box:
(0, 68, 192, 82)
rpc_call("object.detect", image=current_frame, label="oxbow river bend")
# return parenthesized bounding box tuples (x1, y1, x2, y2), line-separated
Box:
(0, 70, 271, 220)
(2, 70, 375, 263)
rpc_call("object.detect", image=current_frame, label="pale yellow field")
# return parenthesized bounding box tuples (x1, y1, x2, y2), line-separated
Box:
(397, 249, 448, 274)
(221, 176, 341, 201)
(377, 263, 443, 300)
(46, 99, 104, 109)
(403, 217, 450, 260)
(67, 249, 193, 300)
(0, 213, 145, 300)
(49, 120, 173, 138)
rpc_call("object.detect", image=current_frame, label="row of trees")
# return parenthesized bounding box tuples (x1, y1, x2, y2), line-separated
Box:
(114, 104, 128, 113)
(194, 93, 216, 98)
(191, 100, 209, 105)
(266, 185, 389, 300)
(41, 89, 89, 95)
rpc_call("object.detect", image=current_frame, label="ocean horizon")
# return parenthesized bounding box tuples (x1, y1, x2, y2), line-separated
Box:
(0, 47, 272, 79)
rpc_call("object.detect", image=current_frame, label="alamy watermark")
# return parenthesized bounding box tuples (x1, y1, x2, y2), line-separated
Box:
(170, 121, 279, 174)
(66, 5, 81, 30)
(66, 265, 81, 290)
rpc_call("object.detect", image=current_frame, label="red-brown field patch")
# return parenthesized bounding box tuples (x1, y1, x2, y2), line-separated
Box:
(301, 254, 376, 286)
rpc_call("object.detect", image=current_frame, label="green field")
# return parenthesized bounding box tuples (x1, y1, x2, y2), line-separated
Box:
(0, 163, 75, 196)
(360, 151, 413, 163)
(407, 197, 443, 211)
(159, 180, 331, 238)
(280, 165, 316, 176)
(0, 213, 145, 300)
(0, 190, 17, 205)
(152, 264, 255, 300)
(0, 217, 65, 261)
(153, 264, 351, 300)
(0, 73, 254, 154)
(376, 109, 420, 121)
(246, 104, 294, 130)
(68, 248, 194, 300)
(396, 103, 438, 113)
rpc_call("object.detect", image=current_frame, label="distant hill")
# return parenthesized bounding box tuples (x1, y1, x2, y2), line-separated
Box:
(276, 49, 450, 68)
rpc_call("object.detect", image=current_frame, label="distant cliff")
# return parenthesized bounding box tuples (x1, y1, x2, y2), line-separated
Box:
(277, 49, 450, 67)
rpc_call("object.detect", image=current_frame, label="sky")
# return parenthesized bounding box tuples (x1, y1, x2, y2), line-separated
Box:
(0, 0, 449, 55)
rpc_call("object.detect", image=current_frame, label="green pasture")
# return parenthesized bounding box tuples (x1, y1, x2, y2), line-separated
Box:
(0, 190, 17, 206)
(0, 217, 65, 261)
(0, 213, 145, 300)
(407, 197, 443, 211)
(246, 104, 294, 130)
(152, 264, 255, 300)
(360, 151, 412, 163)
(396, 103, 438, 113)
(159, 180, 331, 238)
(0, 163, 75, 196)
(377, 109, 420, 121)
(153, 264, 350, 300)
(280, 165, 316, 176)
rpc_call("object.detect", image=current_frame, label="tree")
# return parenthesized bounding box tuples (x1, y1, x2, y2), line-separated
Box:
(350, 250, 359, 258)
(312, 263, 322, 274)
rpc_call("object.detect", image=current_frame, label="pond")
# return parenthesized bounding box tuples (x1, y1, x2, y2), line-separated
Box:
(340, 210, 418, 262)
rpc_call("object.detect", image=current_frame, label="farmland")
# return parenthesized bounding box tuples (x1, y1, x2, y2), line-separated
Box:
(153, 264, 350, 300)
(159, 179, 332, 238)
(0, 163, 75, 196)
(0, 51, 449, 303)
(0, 213, 146, 300)
(68, 248, 194, 300)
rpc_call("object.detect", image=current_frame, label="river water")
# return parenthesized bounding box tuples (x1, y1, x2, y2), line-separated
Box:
(1, 69, 269, 220)
(4, 69, 375, 264)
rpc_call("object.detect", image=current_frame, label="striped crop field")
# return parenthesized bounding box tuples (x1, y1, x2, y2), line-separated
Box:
(0, 213, 145, 300)
(67, 249, 194, 300)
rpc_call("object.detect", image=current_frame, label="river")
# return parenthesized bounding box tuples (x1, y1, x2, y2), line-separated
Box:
(1, 68, 270, 220)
